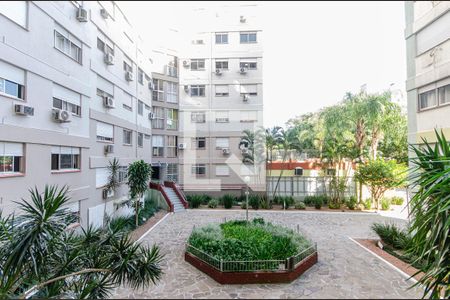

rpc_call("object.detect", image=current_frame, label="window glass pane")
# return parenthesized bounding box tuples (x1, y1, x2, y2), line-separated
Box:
(223, 34, 228, 43)
(55, 32, 65, 50)
(439, 85, 450, 104)
(51, 154, 59, 170)
(3, 156, 13, 172)
(420, 90, 436, 109)
(249, 33, 257, 42)
(73, 154, 79, 169)
(13, 156, 21, 172)
(60, 154, 72, 169)
(0, 79, 4, 93)
(97, 38, 105, 52)
(215, 35, 221, 44)
(5, 80, 19, 97)
(240, 34, 247, 43)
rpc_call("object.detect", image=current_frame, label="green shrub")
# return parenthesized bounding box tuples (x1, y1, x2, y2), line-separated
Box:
(328, 201, 341, 209)
(363, 199, 372, 210)
(304, 195, 329, 207)
(381, 198, 391, 211)
(187, 194, 203, 208)
(346, 196, 357, 210)
(390, 196, 404, 206)
(252, 217, 265, 225)
(240, 201, 247, 209)
(314, 197, 323, 209)
(274, 196, 295, 209)
(208, 199, 218, 208)
(221, 194, 235, 209)
(249, 194, 260, 210)
(372, 223, 412, 250)
(295, 202, 306, 210)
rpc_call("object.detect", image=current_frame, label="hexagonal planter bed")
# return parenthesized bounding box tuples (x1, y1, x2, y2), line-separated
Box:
(184, 218, 318, 284)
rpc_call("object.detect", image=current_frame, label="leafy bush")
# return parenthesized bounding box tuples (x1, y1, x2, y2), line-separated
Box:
(390, 196, 404, 206)
(221, 194, 235, 209)
(240, 201, 247, 209)
(328, 201, 341, 209)
(208, 199, 218, 208)
(295, 202, 306, 210)
(346, 196, 357, 210)
(273, 196, 295, 209)
(304, 195, 329, 207)
(249, 194, 260, 210)
(381, 198, 390, 211)
(372, 223, 412, 250)
(314, 197, 323, 209)
(188, 218, 312, 262)
(187, 194, 203, 208)
(363, 199, 372, 210)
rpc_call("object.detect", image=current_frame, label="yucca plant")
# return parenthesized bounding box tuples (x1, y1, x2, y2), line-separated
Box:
(0, 185, 163, 299)
(408, 130, 450, 299)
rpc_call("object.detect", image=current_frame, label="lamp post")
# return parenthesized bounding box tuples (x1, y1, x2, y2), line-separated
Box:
(244, 176, 250, 222)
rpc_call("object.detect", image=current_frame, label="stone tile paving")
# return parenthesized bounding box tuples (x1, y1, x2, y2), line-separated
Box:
(113, 210, 422, 299)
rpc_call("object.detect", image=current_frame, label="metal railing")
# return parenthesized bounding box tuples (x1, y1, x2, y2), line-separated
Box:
(186, 243, 317, 273)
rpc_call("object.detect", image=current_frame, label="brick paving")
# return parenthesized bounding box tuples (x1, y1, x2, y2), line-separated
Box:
(113, 210, 422, 299)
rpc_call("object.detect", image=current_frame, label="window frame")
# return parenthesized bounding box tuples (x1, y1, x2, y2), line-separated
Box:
(123, 129, 132, 146)
(215, 60, 229, 70)
(54, 30, 82, 64)
(192, 164, 206, 176)
(191, 112, 206, 123)
(0, 78, 25, 100)
(52, 97, 81, 117)
(240, 32, 257, 44)
(51, 147, 80, 172)
(190, 59, 205, 71)
(194, 137, 206, 150)
(215, 33, 228, 44)
(190, 85, 206, 97)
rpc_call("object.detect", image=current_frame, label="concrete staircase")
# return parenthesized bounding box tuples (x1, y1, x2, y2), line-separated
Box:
(162, 186, 186, 213)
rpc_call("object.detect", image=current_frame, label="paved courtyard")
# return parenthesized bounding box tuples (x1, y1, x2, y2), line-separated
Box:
(113, 210, 422, 299)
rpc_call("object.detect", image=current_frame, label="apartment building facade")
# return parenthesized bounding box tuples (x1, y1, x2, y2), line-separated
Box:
(405, 1, 450, 148)
(0, 1, 155, 227)
(177, 5, 265, 195)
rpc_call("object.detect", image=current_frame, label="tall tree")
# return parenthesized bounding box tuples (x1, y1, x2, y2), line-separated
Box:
(127, 160, 152, 227)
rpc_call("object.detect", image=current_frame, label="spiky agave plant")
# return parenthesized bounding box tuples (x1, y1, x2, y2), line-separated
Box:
(408, 130, 450, 299)
(0, 185, 163, 299)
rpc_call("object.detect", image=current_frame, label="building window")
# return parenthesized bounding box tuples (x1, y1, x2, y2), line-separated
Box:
(166, 82, 178, 103)
(190, 59, 205, 70)
(123, 61, 133, 73)
(138, 100, 144, 115)
(0, 78, 25, 99)
(54, 30, 82, 63)
(167, 163, 178, 182)
(216, 165, 229, 176)
(96, 121, 114, 142)
(53, 98, 81, 116)
(167, 136, 178, 158)
(118, 166, 127, 183)
(215, 60, 228, 70)
(240, 111, 257, 122)
(215, 111, 229, 123)
(152, 79, 164, 101)
(123, 129, 132, 145)
(215, 85, 229, 97)
(438, 84, 450, 105)
(96, 88, 113, 103)
(240, 32, 257, 44)
(294, 167, 303, 176)
(216, 137, 229, 149)
(97, 37, 114, 55)
(194, 137, 206, 149)
(166, 109, 178, 130)
(191, 112, 206, 123)
(152, 106, 165, 129)
(215, 33, 228, 44)
(419, 90, 437, 110)
(192, 164, 206, 176)
(240, 84, 258, 96)
(138, 132, 143, 148)
(190, 85, 205, 97)
(0, 142, 23, 174)
(51, 146, 80, 171)
(240, 59, 257, 70)
(152, 135, 164, 157)
(138, 68, 144, 84)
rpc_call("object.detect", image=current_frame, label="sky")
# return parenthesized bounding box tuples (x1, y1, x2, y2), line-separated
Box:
(120, 1, 407, 128)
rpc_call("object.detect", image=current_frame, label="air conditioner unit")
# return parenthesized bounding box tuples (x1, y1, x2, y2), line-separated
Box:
(53, 109, 72, 123)
(243, 94, 250, 102)
(193, 39, 204, 44)
(178, 143, 187, 150)
(104, 144, 114, 154)
(222, 148, 230, 155)
(76, 7, 88, 22)
(148, 81, 154, 90)
(215, 69, 222, 75)
(14, 104, 34, 116)
(103, 96, 115, 108)
(100, 8, 109, 19)
(182, 60, 190, 68)
(125, 71, 134, 81)
(104, 53, 114, 65)
(239, 67, 248, 74)
(148, 112, 155, 120)
(184, 85, 190, 93)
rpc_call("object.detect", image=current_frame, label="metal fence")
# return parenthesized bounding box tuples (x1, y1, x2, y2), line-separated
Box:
(266, 176, 357, 199)
(186, 243, 317, 273)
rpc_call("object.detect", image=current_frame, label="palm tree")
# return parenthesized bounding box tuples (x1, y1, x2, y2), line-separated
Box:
(104, 158, 121, 226)
(0, 185, 163, 299)
(239, 129, 256, 164)
(265, 126, 283, 177)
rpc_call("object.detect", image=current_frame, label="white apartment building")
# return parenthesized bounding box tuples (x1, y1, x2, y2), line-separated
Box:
(177, 5, 265, 196)
(405, 1, 450, 147)
(0, 1, 155, 227)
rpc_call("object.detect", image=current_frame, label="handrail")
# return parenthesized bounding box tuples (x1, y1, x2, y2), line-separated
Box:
(164, 181, 189, 208)
(149, 181, 174, 212)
